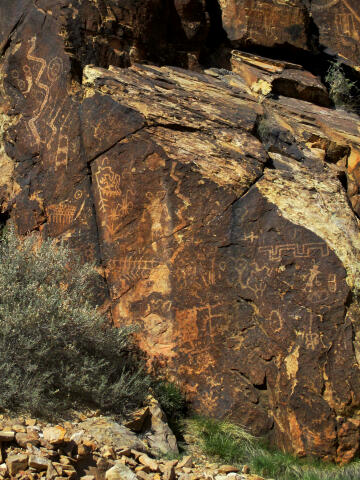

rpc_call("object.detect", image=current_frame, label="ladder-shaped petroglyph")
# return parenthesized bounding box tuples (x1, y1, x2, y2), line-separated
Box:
(107, 256, 160, 292)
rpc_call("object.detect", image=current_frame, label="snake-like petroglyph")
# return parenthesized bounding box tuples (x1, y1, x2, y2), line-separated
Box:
(26, 37, 50, 147)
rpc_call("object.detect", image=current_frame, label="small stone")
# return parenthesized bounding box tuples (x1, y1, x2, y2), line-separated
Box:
(106, 463, 137, 480)
(0, 430, 15, 441)
(12, 424, 26, 433)
(178, 457, 193, 469)
(29, 455, 51, 471)
(125, 457, 138, 467)
(101, 445, 116, 459)
(77, 443, 92, 458)
(43, 426, 66, 445)
(138, 455, 158, 472)
(219, 466, 239, 474)
(25, 419, 37, 427)
(63, 465, 77, 480)
(136, 471, 150, 480)
(135, 465, 150, 473)
(47, 461, 59, 480)
(70, 431, 85, 445)
(53, 463, 64, 475)
(214, 475, 227, 480)
(152, 474, 161, 480)
(163, 464, 176, 480)
(131, 450, 144, 460)
(80, 476, 95, 480)
(60, 456, 73, 466)
(183, 468, 192, 474)
(16, 431, 40, 448)
(0, 463, 7, 476)
(6, 453, 29, 476)
(97, 457, 114, 474)
(117, 448, 132, 457)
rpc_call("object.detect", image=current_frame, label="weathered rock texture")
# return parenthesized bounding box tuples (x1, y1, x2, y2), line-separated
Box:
(219, 0, 360, 70)
(1, 0, 360, 465)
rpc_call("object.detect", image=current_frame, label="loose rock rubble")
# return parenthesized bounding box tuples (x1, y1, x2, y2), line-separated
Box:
(0, 414, 267, 480)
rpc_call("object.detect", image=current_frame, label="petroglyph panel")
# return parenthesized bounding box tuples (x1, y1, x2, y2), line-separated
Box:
(224, 185, 351, 458)
(311, 0, 360, 68)
(219, 0, 308, 50)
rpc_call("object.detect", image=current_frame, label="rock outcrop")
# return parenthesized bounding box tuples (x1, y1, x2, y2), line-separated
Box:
(219, 0, 360, 70)
(1, 0, 360, 464)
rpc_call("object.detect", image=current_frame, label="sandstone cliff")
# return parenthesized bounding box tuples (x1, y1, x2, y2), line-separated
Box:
(1, 0, 360, 464)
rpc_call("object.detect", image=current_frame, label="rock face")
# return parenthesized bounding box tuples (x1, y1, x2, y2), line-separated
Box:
(1, 0, 360, 464)
(219, 0, 360, 69)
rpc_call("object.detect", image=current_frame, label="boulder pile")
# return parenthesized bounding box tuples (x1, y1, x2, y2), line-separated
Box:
(0, 413, 265, 480)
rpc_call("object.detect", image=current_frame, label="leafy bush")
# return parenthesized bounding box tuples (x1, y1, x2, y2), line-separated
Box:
(188, 416, 360, 480)
(325, 62, 359, 111)
(0, 227, 150, 418)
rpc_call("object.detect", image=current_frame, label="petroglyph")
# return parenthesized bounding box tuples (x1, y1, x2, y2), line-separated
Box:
(94, 161, 122, 213)
(107, 256, 160, 291)
(312, 0, 341, 11)
(175, 303, 223, 350)
(26, 37, 51, 147)
(259, 242, 329, 262)
(46, 203, 76, 226)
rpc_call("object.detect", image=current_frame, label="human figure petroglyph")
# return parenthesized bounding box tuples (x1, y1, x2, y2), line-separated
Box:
(304, 264, 322, 292)
(95, 162, 122, 214)
(243, 232, 259, 243)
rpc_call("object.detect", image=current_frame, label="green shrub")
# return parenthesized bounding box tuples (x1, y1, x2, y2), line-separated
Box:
(0, 227, 150, 418)
(325, 61, 359, 111)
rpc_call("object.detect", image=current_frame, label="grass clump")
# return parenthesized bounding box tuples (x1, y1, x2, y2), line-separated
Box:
(188, 416, 360, 480)
(153, 381, 187, 442)
(0, 227, 150, 418)
(325, 61, 360, 112)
